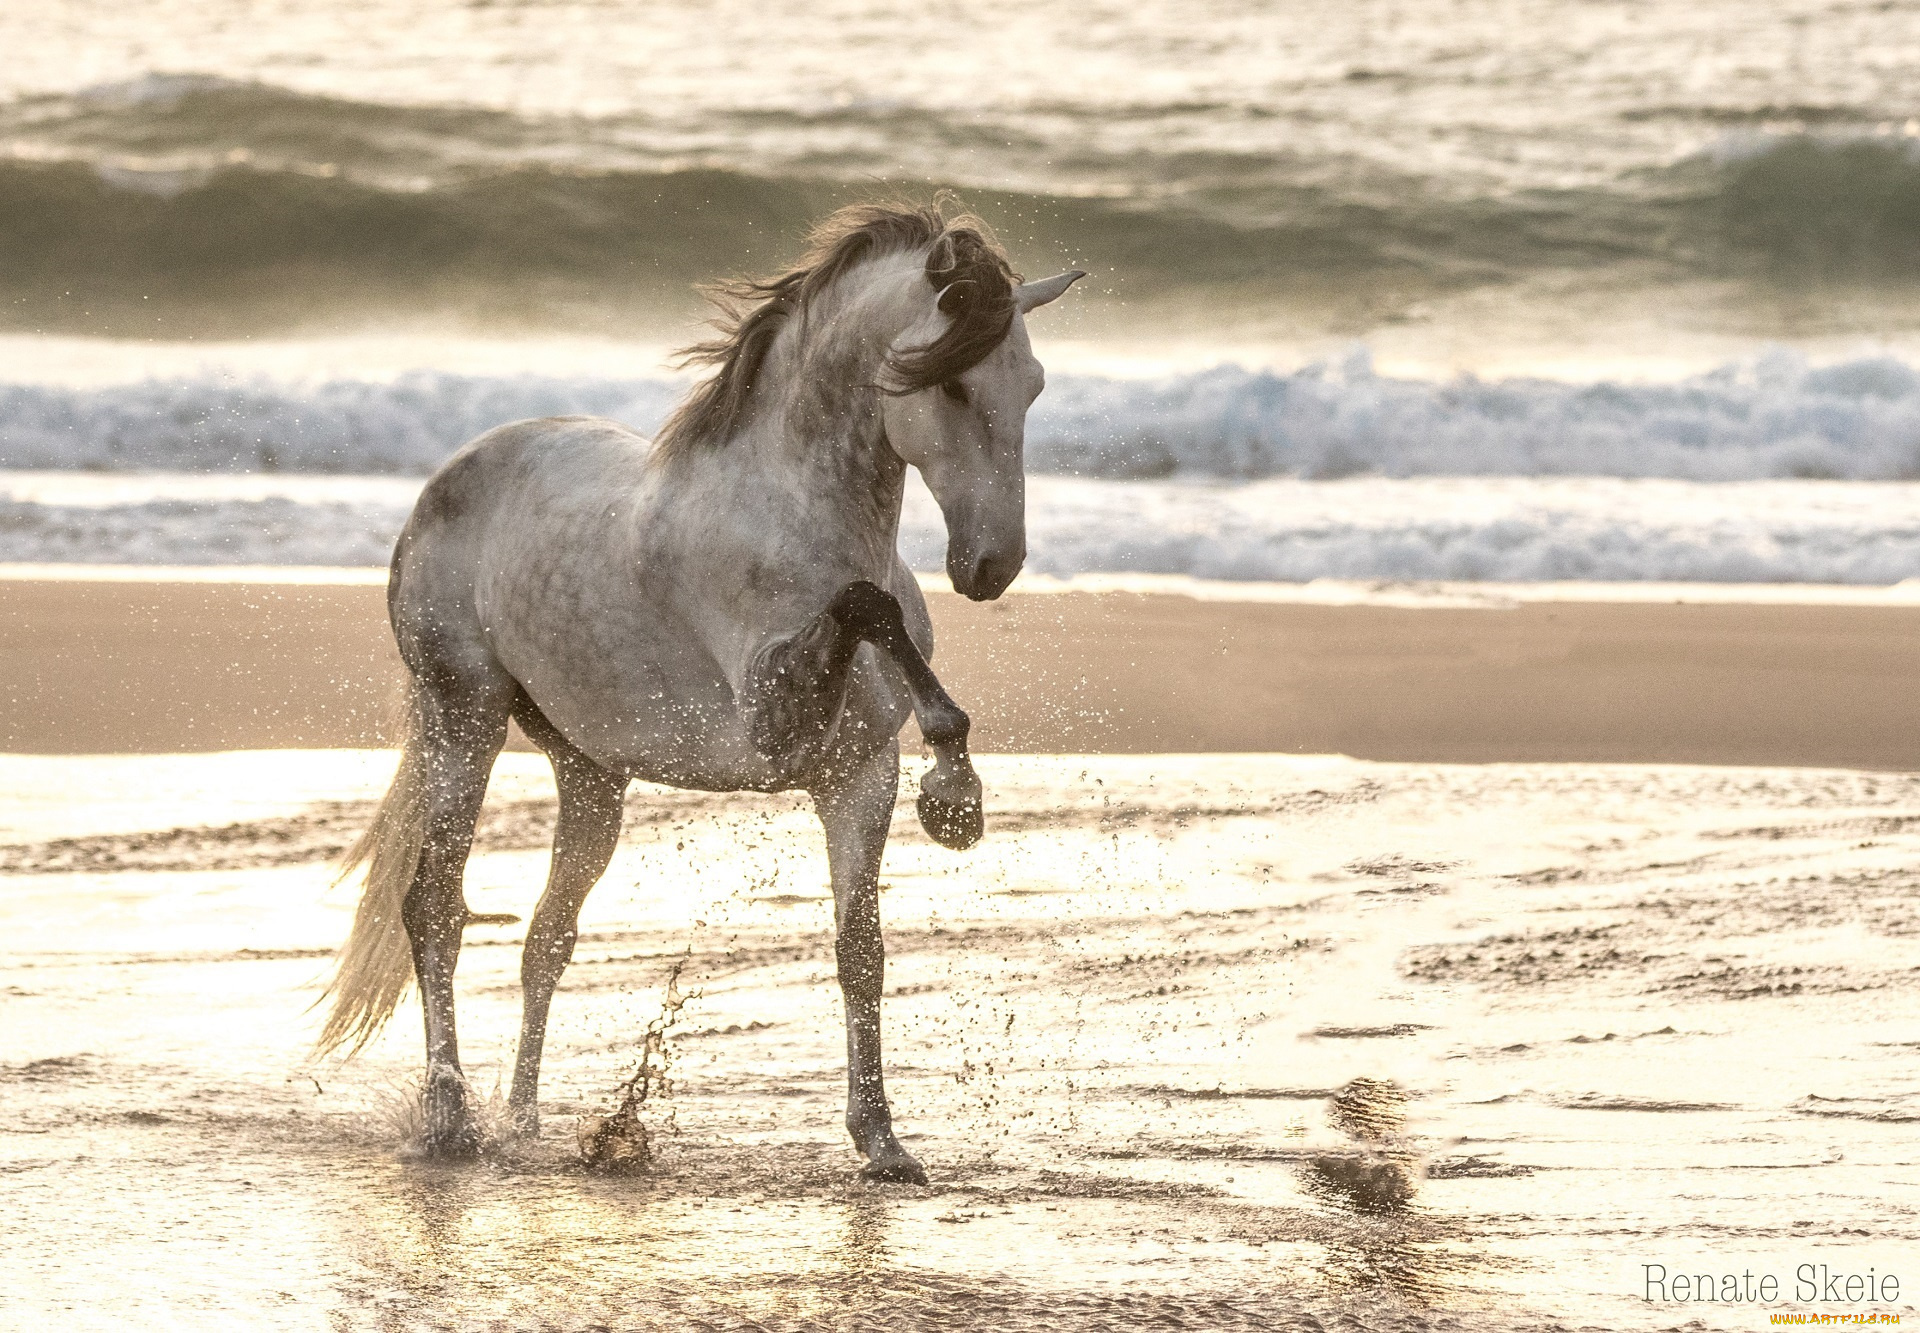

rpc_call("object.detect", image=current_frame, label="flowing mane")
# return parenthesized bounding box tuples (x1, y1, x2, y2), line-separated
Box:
(653, 201, 1020, 457)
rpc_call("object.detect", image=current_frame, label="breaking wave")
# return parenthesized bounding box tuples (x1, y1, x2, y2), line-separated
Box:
(0, 374, 683, 474)
(6, 351, 1920, 482)
(1029, 352, 1920, 481)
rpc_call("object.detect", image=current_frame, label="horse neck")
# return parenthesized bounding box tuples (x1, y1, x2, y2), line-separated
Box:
(738, 282, 911, 567)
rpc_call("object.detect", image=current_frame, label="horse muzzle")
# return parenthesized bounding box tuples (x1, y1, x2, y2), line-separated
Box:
(948, 546, 1023, 601)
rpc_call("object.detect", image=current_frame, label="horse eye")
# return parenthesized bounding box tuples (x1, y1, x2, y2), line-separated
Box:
(940, 380, 969, 405)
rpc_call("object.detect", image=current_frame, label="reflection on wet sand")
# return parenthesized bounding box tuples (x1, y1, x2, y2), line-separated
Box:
(4, 752, 1920, 1329)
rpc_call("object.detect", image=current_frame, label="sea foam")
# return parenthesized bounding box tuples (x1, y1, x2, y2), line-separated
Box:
(5, 474, 1917, 585)
(1025, 351, 1920, 482)
(4, 352, 1918, 482)
(6, 353, 1920, 582)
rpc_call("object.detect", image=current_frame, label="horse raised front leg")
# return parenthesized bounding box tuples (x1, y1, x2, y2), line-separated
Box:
(812, 740, 927, 1184)
(506, 719, 627, 1138)
(404, 685, 511, 1157)
(747, 581, 982, 849)
(828, 581, 982, 850)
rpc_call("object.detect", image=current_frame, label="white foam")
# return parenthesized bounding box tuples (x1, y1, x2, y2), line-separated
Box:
(1023, 351, 1920, 481)
(900, 474, 1920, 585)
(0, 373, 683, 473)
(6, 351, 1920, 482)
(0, 493, 408, 566)
(3, 472, 1917, 586)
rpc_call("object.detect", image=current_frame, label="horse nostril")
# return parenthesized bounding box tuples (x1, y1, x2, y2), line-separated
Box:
(951, 548, 1020, 600)
(971, 552, 1018, 598)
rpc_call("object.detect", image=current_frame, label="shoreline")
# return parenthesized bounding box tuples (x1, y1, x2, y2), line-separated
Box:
(6, 562, 1920, 606)
(3, 568, 1916, 766)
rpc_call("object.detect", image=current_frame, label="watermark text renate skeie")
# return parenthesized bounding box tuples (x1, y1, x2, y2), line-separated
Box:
(1643, 1264, 1901, 1304)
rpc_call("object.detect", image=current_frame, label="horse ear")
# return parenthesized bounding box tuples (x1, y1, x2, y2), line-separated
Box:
(1014, 270, 1086, 313)
(923, 233, 958, 282)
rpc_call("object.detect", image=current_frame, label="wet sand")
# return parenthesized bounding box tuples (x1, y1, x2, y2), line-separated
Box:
(4, 749, 1919, 1330)
(2, 569, 1919, 766)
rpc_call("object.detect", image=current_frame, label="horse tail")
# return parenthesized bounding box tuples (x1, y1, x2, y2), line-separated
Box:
(314, 679, 429, 1058)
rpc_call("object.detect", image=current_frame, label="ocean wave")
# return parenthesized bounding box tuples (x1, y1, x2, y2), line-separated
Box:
(940, 477, 1920, 585)
(3, 77, 1920, 334)
(6, 353, 1920, 482)
(0, 374, 682, 473)
(0, 494, 408, 565)
(5, 475, 1916, 585)
(1027, 352, 1920, 481)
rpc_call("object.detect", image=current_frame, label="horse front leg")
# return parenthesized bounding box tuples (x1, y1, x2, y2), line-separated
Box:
(824, 582, 982, 850)
(812, 740, 927, 1184)
(747, 580, 982, 847)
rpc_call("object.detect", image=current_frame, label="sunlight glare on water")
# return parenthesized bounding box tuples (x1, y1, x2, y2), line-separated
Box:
(4, 752, 1919, 1329)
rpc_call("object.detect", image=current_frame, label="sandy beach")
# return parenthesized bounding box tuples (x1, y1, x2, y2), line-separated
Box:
(4, 747, 1919, 1329)
(3, 569, 1918, 767)
(0, 573, 1916, 1328)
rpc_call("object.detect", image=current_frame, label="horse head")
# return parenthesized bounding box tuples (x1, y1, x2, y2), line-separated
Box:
(880, 242, 1084, 602)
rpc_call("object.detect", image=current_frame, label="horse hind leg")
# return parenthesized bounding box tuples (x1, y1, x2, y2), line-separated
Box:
(403, 671, 514, 1157)
(506, 698, 627, 1138)
(827, 581, 983, 851)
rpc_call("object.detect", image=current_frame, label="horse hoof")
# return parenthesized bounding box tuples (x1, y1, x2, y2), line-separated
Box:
(420, 1067, 483, 1159)
(860, 1152, 929, 1186)
(917, 788, 983, 850)
(418, 1121, 484, 1160)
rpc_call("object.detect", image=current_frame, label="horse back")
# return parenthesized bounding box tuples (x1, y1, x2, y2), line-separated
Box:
(387, 414, 650, 681)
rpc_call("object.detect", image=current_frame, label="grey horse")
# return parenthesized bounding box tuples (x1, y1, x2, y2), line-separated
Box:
(316, 201, 1083, 1183)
